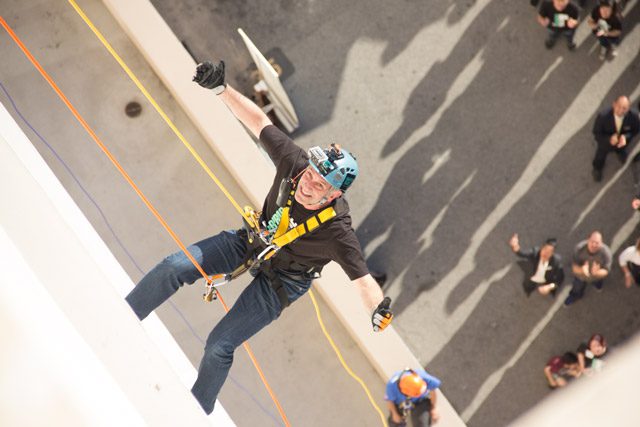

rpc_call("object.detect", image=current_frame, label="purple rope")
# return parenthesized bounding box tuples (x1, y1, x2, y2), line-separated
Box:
(0, 81, 282, 426)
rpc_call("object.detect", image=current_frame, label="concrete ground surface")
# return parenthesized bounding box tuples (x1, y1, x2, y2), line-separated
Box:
(149, 0, 640, 426)
(4, 0, 640, 426)
(1, 1, 389, 426)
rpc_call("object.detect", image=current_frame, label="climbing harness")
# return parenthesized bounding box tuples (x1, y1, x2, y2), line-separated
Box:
(400, 398, 415, 419)
(202, 166, 344, 305)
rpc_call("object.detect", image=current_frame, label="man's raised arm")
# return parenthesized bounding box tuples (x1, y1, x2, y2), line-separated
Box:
(193, 60, 272, 138)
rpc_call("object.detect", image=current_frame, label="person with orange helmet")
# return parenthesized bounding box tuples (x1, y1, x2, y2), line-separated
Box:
(385, 368, 441, 426)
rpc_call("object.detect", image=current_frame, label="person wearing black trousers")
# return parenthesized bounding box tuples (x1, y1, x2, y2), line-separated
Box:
(591, 95, 640, 182)
(509, 234, 565, 297)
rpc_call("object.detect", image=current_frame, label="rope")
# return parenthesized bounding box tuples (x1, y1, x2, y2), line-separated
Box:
(65, 0, 256, 230)
(0, 16, 290, 427)
(309, 290, 389, 427)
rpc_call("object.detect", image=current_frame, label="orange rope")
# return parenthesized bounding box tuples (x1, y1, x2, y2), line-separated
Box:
(0, 16, 290, 426)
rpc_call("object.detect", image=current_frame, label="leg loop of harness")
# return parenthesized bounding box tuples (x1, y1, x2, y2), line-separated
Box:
(260, 260, 291, 310)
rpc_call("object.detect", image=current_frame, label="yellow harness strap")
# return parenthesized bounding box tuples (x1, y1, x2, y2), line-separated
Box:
(271, 205, 336, 248)
(273, 189, 294, 239)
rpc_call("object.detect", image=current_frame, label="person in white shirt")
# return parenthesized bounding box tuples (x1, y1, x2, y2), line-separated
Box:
(618, 238, 640, 288)
(509, 234, 564, 297)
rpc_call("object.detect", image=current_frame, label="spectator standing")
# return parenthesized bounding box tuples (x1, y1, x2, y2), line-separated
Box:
(537, 0, 580, 50)
(564, 231, 612, 306)
(509, 234, 565, 297)
(588, 0, 623, 60)
(618, 238, 640, 288)
(591, 95, 640, 182)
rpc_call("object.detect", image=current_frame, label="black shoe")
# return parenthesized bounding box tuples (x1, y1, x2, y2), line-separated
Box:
(545, 37, 555, 49)
(564, 294, 577, 307)
(592, 168, 602, 182)
(568, 42, 577, 51)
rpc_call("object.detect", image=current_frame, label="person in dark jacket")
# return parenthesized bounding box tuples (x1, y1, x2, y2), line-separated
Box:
(509, 234, 565, 297)
(591, 95, 640, 182)
(587, 0, 623, 60)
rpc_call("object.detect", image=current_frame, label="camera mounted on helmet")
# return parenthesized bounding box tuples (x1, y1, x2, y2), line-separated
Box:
(308, 144, 359, 192)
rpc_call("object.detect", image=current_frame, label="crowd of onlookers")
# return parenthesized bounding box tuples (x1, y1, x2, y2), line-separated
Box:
(511, 228, 640, 292)
(532, 0, 625, 60)
(382, 2, 636, 425)
(519, 0, 639, 395)
(511, 230, 640, 389)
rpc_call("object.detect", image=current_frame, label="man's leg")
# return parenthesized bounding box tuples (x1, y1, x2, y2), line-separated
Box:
(608, 37, 620, 57)
(388, 415, 407, 427)
(545, 28, 560, 49)
(388, 404, 407, 427)
(523, 279, 537, 296)
(191, 273, 282, 414)
(592, 279, 605, 291)
(564, 29, 576, 50)
(615, 145, 628, 163)
(126, 230, 246, 320)
(592, 139, 612, 181)
(598, 36, 612, 49)
(564, 277, 587, 306)
(410, 398, 433, 427)
(629, 262, 640, 286)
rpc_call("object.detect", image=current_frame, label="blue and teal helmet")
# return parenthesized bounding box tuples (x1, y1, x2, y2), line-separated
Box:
(308, 144, 358, 192)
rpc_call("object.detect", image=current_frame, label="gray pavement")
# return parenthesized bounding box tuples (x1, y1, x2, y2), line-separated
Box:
(1, 1, 386, 426)
(150, 0, 640, 425)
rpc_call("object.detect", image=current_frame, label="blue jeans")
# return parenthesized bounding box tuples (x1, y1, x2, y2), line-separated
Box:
(125, 230, 312, 414)
(596, 35, 620, 49)
(568, 276, 604, 301)
(547, 27, 575, 44)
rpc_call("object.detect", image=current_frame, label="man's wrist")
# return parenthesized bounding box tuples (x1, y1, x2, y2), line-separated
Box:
(212, 83, 227, 95)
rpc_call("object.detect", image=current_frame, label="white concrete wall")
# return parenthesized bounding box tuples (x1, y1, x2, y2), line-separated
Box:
(0, 228, 146, 427)
(0, 101, 233, 426)
(100, 1, 464, 425)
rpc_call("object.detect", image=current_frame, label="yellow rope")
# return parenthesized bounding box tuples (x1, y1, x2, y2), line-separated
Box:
(67, 2, 387, 425)
(66, 0, 252, 227)
(309, 289, 388, 427)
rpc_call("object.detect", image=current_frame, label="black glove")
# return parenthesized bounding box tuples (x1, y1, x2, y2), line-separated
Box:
(372, 297, 393, 332)
(193, 60, 227, 94)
